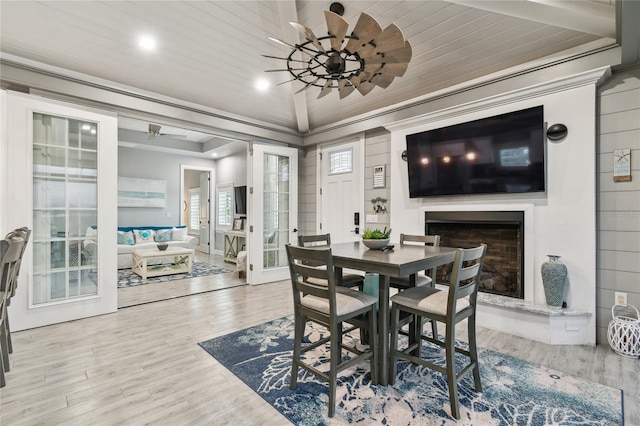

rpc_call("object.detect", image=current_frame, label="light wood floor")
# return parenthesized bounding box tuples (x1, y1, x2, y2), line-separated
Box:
(2, 276, 638, 425)
(118, 251, 246, 308)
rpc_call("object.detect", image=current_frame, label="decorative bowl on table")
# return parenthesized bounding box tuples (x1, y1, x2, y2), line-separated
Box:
(361, 227, 392, 250)
(157, 243, 169, 251)
(362, 238, 390, 250)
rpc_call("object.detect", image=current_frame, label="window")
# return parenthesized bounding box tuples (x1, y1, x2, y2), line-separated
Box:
(189, 188, 200, 231)
(217, 184, 233, 229)
(329, 149, 353, 174)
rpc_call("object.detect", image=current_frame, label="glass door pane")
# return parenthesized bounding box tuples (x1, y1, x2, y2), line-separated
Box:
(263, 153, 290, 269)
(32, 113, 99, 305)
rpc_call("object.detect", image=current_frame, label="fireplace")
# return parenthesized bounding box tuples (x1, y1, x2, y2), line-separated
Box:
(425, 211, 524, 299)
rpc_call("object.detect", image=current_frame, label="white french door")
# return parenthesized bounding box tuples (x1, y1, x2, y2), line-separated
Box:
(3, 92, 118, 331)
(319, 138, 364, 243)
(247, 143, 298, 285)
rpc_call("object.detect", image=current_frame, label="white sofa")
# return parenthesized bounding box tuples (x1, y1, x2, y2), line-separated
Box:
(83, 226, 198, 269)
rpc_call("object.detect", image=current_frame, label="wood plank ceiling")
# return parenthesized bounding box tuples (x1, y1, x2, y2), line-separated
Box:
(0, 1, 616, 142)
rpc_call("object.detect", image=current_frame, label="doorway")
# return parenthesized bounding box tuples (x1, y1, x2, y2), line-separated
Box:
(318, 137, 365, 243)
(181, 166, 214, 254)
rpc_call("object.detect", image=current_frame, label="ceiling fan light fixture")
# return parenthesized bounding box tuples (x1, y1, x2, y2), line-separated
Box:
(264, 5, 411, 99)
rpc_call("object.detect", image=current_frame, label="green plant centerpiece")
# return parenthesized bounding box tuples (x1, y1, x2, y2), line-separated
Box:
(361, 227, 392, 249)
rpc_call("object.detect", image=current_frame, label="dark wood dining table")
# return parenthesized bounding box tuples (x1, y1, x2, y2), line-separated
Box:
(330, 241, 457, 385)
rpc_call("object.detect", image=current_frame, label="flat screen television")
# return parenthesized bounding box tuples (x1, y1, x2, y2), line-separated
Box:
(234, 185, 247, 216)
(406, 105, 545, 198)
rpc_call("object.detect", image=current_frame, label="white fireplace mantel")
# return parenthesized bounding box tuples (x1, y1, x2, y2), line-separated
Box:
(387, 68, 609, 346)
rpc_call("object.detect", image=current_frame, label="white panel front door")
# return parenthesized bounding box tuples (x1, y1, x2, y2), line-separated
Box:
(320, 139, 364, 243)
(4, 92, 118, 331)
(248, 143, 298, 285)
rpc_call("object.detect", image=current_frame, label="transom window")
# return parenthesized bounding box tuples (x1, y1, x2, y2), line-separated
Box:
(329, 149, 353, 175)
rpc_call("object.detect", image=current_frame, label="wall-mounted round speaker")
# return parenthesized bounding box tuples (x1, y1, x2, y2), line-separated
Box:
(547, 123, 568, 141)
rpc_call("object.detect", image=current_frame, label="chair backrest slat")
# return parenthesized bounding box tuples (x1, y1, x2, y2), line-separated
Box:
(399, 233, 440, 247)
(286, 244, 337, 312)
(447, 243, 487, 312)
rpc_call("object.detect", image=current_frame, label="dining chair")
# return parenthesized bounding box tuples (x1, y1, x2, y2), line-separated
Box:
(0, 235, 26, 387)
(286, 244, 378, 418)
(389, 243, 487, 419)
(389, 233, 441, 290)
(298, 234, 364, 290)
(4, 227, 30, 354)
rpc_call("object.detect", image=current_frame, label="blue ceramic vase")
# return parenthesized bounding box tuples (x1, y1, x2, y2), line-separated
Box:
(541, 255, 567, 308)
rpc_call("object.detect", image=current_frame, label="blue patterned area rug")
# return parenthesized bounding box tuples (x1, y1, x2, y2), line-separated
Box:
(199, 316, 623, 426)
(117, 261, 232, 288)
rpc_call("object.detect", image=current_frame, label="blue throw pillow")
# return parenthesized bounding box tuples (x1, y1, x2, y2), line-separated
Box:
(155, 229, 172, 242)
(117, 230, 135, 245)
(133, 229, 154, 243)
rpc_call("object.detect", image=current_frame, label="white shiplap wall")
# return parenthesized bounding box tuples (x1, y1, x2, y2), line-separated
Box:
(364, 129, 391, 232)
(596, 66, 640, 344)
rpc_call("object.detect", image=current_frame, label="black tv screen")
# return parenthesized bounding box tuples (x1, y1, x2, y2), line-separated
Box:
(234, 186, 247, 215)
(406, 106, 545, 198)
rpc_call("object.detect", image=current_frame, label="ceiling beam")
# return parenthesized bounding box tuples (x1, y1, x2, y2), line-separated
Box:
(447, 0, 615, 39)
(618, 0, 640, 65)
(276, 0, 310, 134)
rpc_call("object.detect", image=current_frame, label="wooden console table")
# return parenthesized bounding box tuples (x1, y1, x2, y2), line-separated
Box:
(223, 230, 246, 263)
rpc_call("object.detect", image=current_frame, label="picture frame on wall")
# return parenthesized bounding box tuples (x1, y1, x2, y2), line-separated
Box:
(118, 177, 167, 208)
(233, 218, 245, 231)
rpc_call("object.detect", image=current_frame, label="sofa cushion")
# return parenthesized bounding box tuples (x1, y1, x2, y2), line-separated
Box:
(86, 226, 98, 240)
(172, 227, 187, 241)
(155, 228, 172, 242)
(133, 229, 154, 243)
(118, 244, 134, 255)
(117, 230, 135, 245)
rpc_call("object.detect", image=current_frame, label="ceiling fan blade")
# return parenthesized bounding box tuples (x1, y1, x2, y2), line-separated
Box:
(317, 79, 333, 99)
(268, 36, 297, 50)
(265, 68, 309, 72)
(294, 78, 320, 94)
(366, 41, 412, 64)
(380, 62, 409, 78)
(261, 54, 307, 64)
(370, 73, 394, 89)
(290, 22, 325, 53)
(359, 24, 406, 59)
(356, 79, 376, 96)
(363, 62, 383, 76)
(324, 11, 349, 51)
(344, 13, 382, 54)
(338, 78, 355, 99)
(148, 124, 161, 136)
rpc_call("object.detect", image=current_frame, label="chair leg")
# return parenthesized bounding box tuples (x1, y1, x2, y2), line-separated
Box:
(290, 313, 304, 390)
(445, 321, 460, 419)
(388, 304, 400, 385)
(430, 318, 438, 341)
(328, 321, 340, 418)
(468, 313, 482, 392)
(368, 306, 378, 385)
(0, 325, 9, 373)
(6, 315, 11, 354)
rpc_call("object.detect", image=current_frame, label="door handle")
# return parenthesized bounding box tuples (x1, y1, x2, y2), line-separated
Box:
(293, 228, 298, 233)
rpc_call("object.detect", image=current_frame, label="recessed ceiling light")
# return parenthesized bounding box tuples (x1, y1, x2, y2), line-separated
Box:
(212, 153, 218, 157)
(138, 35, 157, 52)
(254, 78, 270, 92)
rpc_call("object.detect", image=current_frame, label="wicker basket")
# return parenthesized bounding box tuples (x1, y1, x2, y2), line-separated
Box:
(607, 304, 640, 358)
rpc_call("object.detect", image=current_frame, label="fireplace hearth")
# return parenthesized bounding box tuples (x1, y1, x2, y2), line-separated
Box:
(425, 211, 524, 299)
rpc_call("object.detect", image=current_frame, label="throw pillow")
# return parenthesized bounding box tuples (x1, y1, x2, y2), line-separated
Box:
(155, 229, 172, 242)
(117, 230, 135, 245)
(172, 227, 187, 241)
(133, 229, 154, 243)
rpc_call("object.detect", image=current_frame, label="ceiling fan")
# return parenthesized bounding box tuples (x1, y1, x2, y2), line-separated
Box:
(145, 124, 186, 139)
(265, 2, 412, 99)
